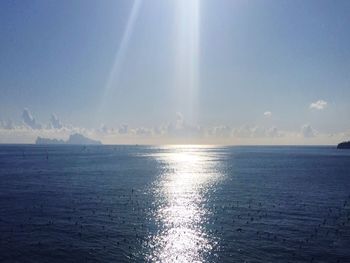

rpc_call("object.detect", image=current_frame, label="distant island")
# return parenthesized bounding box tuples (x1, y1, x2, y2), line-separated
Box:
(36, 133, 102, 145)
(337, 141, 350, 149)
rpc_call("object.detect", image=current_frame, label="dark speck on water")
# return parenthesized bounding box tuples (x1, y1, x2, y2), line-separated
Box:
(0, 145, 350, 262)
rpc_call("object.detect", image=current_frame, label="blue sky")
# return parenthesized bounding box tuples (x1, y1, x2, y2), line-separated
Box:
(0, 0, 349, 144)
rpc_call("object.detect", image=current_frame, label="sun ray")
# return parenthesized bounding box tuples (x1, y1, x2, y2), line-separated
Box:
(97, 0, 142, 119)
(174, 0, 200, 124)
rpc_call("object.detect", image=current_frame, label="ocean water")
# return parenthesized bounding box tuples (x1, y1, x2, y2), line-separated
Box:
(0, 145, 350, 263)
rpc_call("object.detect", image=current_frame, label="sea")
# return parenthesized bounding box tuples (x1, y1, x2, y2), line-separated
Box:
(0, 145, 349, 263)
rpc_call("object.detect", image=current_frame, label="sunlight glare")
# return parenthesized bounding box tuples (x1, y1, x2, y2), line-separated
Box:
(147, 146, 220, 262)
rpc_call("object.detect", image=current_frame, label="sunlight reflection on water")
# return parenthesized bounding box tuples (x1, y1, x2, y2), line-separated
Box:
(147, 146, 221, 262)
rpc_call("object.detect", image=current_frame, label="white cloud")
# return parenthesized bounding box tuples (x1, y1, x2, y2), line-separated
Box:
(232, 124, 253, 138)
(153, 125, 165, 136)
(266, 127, 280, 137)
(301, 124, 317, 138)
(118, 124, 129, 134)
(310, 100, 327, 110)
(50, 114, 63, 129)
(264, 111, 272, 117)
(175, 112, 184, 129)
(0, 119, 14, 130)
(1, 109, 349, 145)
(98, 124, 115, 134)
(135, 127, 153, 136)
(232, 125, 282, 138)
(163, 112, 203, 138)
(0, 125, 71, 144)
(210, 125, 231, 138)
(22, 108, 42, 129)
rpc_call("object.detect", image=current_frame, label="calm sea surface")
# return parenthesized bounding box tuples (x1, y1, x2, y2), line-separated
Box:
(0, 145, 350, 262)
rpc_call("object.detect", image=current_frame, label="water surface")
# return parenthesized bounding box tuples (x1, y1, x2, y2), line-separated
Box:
(0, 145, 349, 262)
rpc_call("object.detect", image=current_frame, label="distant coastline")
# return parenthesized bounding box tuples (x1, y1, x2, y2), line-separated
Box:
(36, 133, 102, 145)
(337, 141, 350, 149)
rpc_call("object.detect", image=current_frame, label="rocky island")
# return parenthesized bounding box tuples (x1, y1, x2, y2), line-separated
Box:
(36, 133, 102, 145)
(337, 141, 350, 149)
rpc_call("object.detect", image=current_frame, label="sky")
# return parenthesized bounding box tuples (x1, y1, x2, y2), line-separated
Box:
(0, 0, 350, 144)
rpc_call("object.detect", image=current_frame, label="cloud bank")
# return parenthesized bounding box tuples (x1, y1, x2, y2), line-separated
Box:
(0, 108, 348, 145)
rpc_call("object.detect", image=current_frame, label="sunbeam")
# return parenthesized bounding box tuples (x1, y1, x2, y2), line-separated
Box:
(104, 0, 142, 92)
(97, 0, 142, 118)
(174, 0, 200, 124)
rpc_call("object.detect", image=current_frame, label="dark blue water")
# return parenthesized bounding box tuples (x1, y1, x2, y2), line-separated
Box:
(0, 145, 349, 262)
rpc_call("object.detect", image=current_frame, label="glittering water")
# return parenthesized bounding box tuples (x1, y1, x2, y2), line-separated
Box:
(0, 145, 350, 262)
(146, 147, 221, 262)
